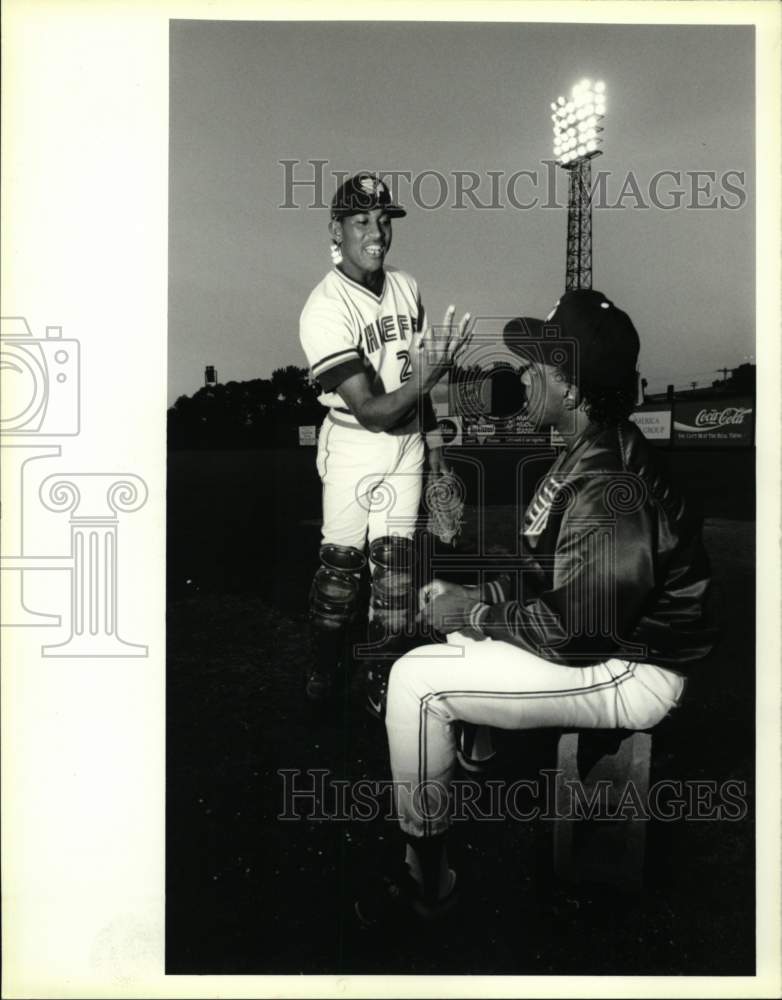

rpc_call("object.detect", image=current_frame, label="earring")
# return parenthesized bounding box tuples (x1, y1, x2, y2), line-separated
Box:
(330, 241, 343, 265)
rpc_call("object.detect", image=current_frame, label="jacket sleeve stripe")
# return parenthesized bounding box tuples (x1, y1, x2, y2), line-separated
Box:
(470, 602, 491, 632)
(487, 580, 504, 604)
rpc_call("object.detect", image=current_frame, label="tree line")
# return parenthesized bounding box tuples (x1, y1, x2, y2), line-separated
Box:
(167, 363, 493, 450)
(167, 366, 322, 449)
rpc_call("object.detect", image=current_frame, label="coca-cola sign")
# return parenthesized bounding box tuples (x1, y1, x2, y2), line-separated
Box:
(673, 396, 754, 447)
(681, 405, 752, 430)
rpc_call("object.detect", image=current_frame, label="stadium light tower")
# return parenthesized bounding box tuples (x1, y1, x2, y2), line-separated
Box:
(550, 78, 606, 290)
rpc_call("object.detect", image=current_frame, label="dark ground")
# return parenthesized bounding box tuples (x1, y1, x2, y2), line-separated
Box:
(166, 448, 755, 976)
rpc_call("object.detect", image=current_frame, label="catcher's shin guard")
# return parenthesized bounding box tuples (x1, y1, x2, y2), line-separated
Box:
(307, 544, 367, 699)
(368, 535, 415, 637)
(365, 535, 416, 718)
(310, 543, 367, 632)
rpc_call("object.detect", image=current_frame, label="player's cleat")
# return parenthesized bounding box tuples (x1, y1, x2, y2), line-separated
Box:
(455, 722, 497, 774)
(354, 863, 458, 928)
(455, 743, 498, 774)
(365, 665, 389, 720)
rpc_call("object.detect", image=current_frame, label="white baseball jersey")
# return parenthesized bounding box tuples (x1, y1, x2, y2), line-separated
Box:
(299, 266, 427, 421)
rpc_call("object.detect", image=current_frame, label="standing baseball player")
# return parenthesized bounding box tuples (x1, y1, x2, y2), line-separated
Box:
(299, 171, 469, 708)
(354, 290, 717, 925)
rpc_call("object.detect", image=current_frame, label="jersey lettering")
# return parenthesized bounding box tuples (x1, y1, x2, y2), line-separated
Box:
(361, 313, 417, 355)
(524, 478, 565, 539)
(363, 323, 379, 353)
(380, 316, 396, 343)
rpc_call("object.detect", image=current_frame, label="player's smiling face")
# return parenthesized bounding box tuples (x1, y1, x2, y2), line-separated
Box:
(332, 208, 392, 284)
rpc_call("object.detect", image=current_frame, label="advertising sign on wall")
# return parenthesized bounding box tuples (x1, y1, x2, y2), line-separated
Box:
(298, 425, 318, 446)
(630, 408, 672, 442)
(436, 415, 463, 447)
(672, 396, 754, 447)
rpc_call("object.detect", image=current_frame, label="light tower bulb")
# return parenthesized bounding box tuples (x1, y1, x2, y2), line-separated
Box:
(550, 81, 606, 168)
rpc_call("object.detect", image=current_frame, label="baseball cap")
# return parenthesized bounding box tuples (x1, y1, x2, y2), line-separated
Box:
(503, 291, 639, 391)
(331, 172, 407, 218)
(502, 316, 569, 372)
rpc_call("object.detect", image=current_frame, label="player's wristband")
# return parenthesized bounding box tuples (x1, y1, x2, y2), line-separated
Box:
(469, 602, 491, 633)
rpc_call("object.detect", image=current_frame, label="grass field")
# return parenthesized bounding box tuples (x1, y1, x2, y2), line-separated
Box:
(166, 449, 755, 975)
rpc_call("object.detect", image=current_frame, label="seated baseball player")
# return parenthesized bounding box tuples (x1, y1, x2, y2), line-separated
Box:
(354, 289, 717, 925)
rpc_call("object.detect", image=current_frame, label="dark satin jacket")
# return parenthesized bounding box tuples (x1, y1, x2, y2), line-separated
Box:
(472, 420, 718, 673)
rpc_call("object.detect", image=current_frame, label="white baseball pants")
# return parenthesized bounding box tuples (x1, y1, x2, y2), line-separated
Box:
(385, 631, 685, 837)
(316, 413, 425, 549)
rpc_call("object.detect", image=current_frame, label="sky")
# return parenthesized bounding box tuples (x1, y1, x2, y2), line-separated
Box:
(168, 19, 755, 404)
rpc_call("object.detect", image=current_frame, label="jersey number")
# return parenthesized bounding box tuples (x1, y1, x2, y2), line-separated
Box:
(396, 350, 412, 383)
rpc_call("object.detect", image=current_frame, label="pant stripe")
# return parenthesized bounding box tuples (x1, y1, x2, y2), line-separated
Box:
(320, 418, 334, 481)
(421, 663, 635, 704)
(418, 697, 429, 834)
(414, 663, 635, 835)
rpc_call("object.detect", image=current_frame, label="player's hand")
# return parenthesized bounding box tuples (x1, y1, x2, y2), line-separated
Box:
(417, 579, 475, 633)
(414, 305, 471, 391)
(418, 579, 448, 609)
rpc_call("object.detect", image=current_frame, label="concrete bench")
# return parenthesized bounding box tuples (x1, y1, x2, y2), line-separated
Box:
(553, 728, 652, 891)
